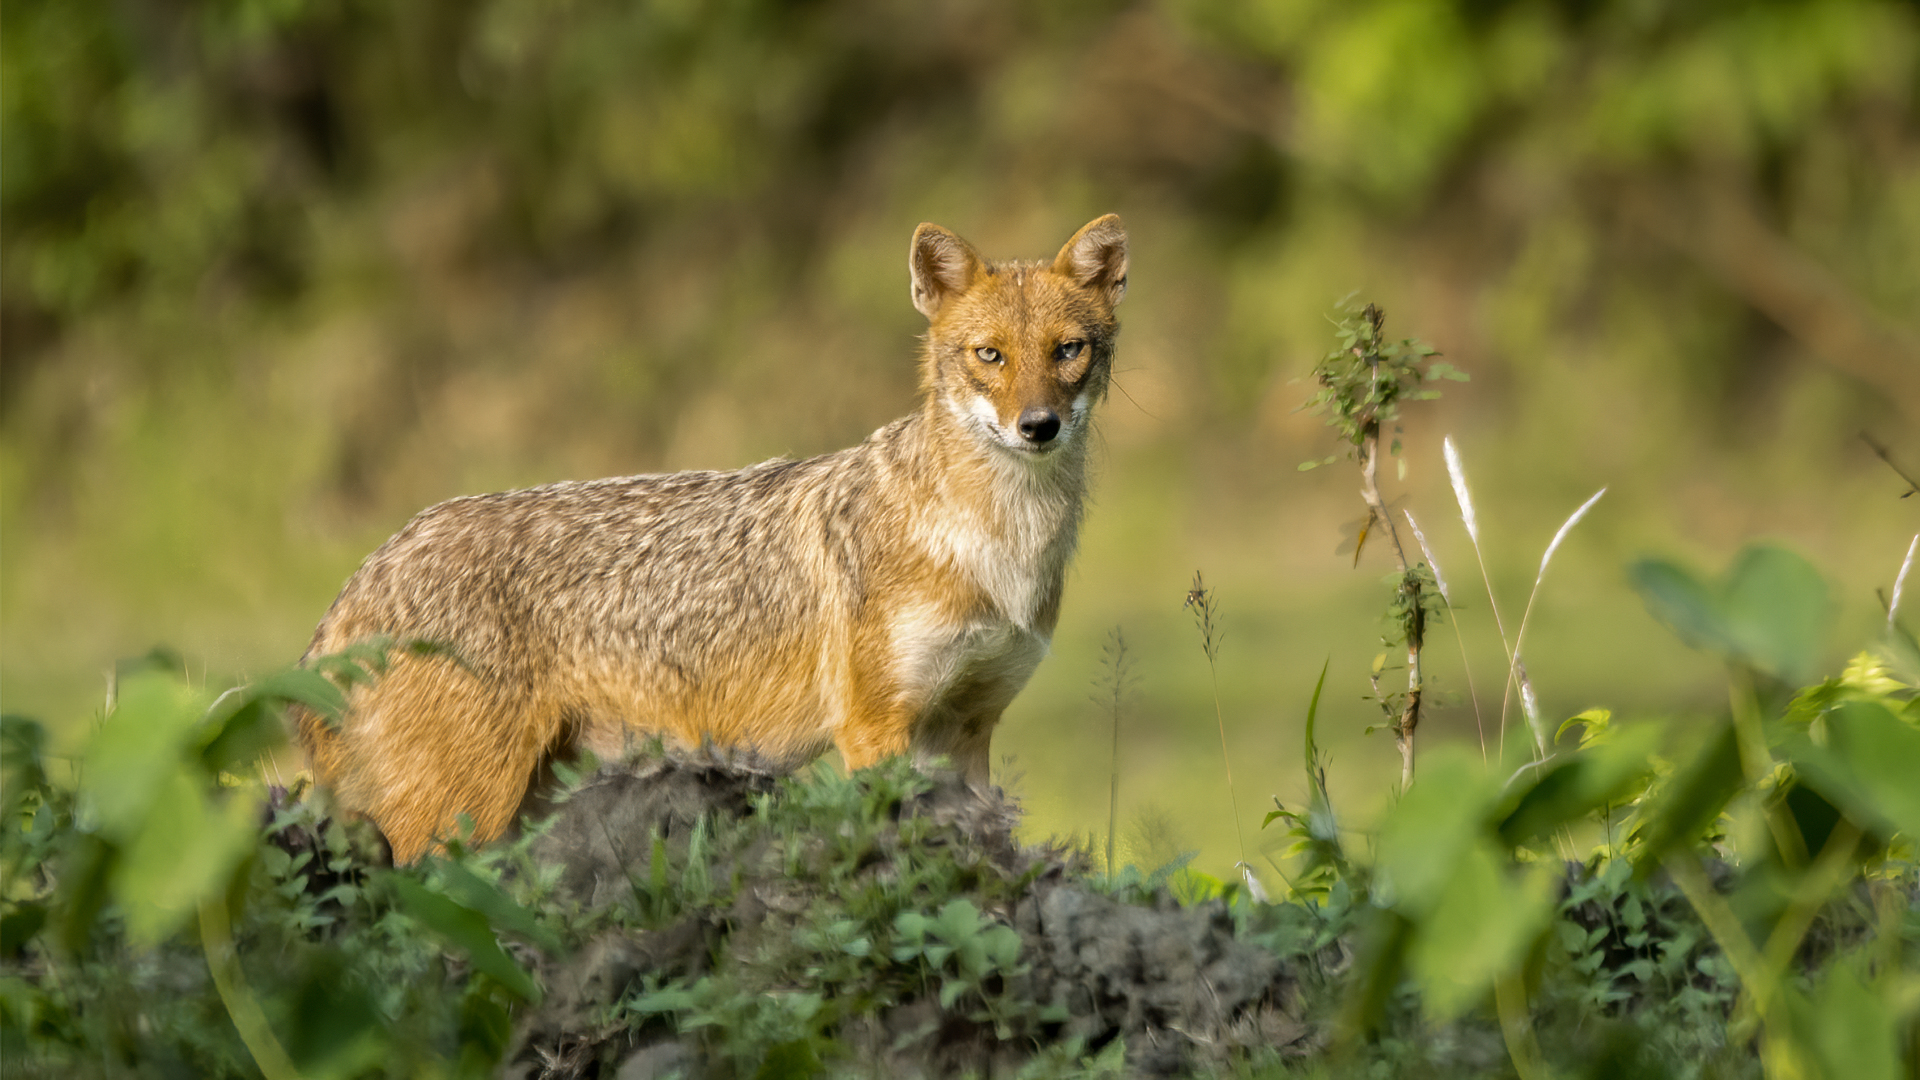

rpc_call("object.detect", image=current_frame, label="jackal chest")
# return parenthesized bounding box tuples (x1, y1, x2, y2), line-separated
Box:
(886, 605, 1050, 715)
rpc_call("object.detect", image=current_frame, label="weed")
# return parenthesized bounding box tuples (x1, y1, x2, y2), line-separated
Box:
(1302, 301, 1464, 787)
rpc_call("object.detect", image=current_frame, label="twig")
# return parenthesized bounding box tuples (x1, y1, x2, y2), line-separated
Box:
(1861, 432, 1920, 497)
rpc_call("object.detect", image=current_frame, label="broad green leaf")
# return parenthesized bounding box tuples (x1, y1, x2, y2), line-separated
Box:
(984, 925, 1021, 969)
(389, 875, 539, 1001)
(1343, 907, 1414, 1035)
(1555, 707, 1612, 748)
(1498, 722, 1663, 847)
(280, 952, 387, 1080)
(0, 904, 47, 957)
(933, 899, 983, 944)
(197, 668, 342, 773)
(81, 672, 208, 843)
(432, 860, 561, 952)
(1785, 700, 1920, 841)
(1788, 962, 1901, 1080)
(1406, 841, 1558, 1020)
(758, 1036, 824, 1080)
(111, 769, 260, 946)
(1631, 545, 1831, 680)
(1376, 748, 1496, 916)
(56, 834, 115, 955)
(1721, 545, 1829, 682)
(1630, 559, 1728, 654)
(197, 699, 285, 776)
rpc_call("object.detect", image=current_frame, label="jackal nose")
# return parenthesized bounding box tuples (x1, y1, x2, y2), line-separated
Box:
(1017, 407, 1061, 445)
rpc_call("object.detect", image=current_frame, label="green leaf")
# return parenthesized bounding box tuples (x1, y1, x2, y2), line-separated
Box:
(1785, 700, 1920, 841)
(1497, 722, 1662, 847)
(1630, 559, 1729, 655)
(1631, 545, 1831, 681)
(0, 904, 47, 957)
(1555, 707, 1612, 748)
(1720, 545, 1829, 682)
(111, 770, 260, 947)
(983, 925, 1021, 969)
(56, 833, 115, 955)
(933, 899, 983, 945)
(80, 671, 208, 843)
(389, 875, 539, 1001)
(1375, 749, 1497, 917)
(431, 860, 561, 952)
(1788, 962, 1902, 1080)
(1406, 841, 1558, 1019)
(757, 1036, 824, 1080)
(280, 951, 388, 1080)
(198, 669, 345, 773)
(1304, 656, 1329, 786)
(0, 716, 48, 822)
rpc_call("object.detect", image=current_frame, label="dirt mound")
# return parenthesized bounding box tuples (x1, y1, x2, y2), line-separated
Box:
(503, 757, 1312, 1078)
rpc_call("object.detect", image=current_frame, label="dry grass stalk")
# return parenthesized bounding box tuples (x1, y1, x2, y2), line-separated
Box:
(1443, 437, 1522, 759)
(1891, 534, 1918, 632)
(1502, 487, 1607, 757)
(1185, 571, 1251, 874)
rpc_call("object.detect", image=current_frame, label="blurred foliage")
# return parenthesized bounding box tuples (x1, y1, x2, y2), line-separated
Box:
(1255, 542, 1920, 1078)
(7, 0, 1914, 441)
(3, 545, 1918, 1076)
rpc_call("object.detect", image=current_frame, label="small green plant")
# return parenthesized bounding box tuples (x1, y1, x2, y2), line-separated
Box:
(1091, 626, 1136, 878)
(891, 898, 1025, 1022)
(1302, 300, 1465, 787)
(1186, 571, 1260, 897)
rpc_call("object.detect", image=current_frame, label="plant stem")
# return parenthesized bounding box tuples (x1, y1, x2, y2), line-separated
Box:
(1494, 970, 1547, 1080)
(1356, 391, 1423, 789)
(201, 894, 304, 1080)
(1106, 630, 1126, 876)
(1664, 852, 1791, 1071)
(1187, 573, 1250, 869)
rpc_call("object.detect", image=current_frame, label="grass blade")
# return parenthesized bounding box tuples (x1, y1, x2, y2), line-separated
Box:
(1503, 488, 1607, 757)
(1304, 655, 1329, 787)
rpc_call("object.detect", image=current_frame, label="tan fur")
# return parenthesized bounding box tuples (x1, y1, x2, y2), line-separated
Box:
(293, 216, 1128, 862)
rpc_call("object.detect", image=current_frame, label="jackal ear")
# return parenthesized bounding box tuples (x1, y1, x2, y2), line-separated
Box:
(1053, 214, 1128, 306)
(909, 224, 985, 320)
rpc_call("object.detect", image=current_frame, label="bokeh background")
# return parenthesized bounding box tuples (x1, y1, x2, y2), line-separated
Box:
(6, 0, 1918, 884)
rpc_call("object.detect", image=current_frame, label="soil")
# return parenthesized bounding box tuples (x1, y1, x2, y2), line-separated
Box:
(500, 756, 1317, 1078)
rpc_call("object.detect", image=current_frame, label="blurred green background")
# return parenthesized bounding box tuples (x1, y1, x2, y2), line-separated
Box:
(5, 0, 1917, 883)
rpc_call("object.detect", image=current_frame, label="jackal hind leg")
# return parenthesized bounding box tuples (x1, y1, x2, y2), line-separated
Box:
(906, 704, 1002, 788)
(831, 682, 917, 775)
(330, 656, 561, 863)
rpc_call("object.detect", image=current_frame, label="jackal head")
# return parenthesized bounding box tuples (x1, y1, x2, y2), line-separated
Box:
(909, 215, 1128, 459)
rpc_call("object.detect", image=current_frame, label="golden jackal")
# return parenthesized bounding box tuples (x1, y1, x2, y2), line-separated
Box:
(293, 215, 1128, 862)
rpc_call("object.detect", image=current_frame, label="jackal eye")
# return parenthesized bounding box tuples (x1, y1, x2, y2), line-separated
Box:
(1053, 340, 1086, 362)
(974, 346, 1003, 365)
